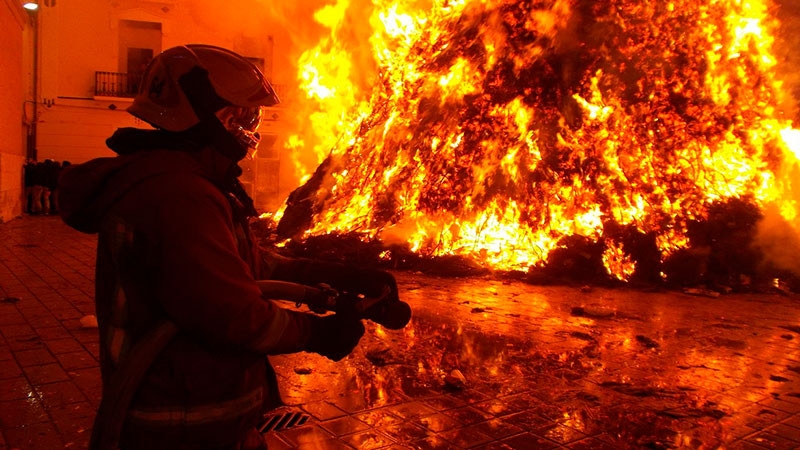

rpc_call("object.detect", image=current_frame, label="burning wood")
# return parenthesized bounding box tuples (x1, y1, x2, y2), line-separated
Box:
(268, 0, 800, 290)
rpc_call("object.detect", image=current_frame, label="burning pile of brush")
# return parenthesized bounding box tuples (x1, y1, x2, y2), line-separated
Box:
(262, 0, 800, 292)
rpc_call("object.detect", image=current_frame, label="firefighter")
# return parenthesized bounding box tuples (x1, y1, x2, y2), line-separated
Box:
(57, 44, 371, 450)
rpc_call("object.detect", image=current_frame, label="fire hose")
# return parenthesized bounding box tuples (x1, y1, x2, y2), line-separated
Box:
(256, 280, 412, 330)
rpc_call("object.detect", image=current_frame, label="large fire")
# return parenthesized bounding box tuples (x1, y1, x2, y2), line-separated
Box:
(272, 0, 800, 283)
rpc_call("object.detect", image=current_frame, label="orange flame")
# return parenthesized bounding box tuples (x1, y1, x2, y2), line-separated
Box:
(281, 0, 800, 281)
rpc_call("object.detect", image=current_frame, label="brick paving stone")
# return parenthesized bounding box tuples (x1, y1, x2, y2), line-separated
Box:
(765, 422, 800, 442)
(441, 405, 494, 426)
(741, 404, 792, 429)
(423, 395, 466, 413)
(330, 394, 371, 414)
(14, 348, 56, 367)
(44, 338, 86, 355)
(0, 323, 37, 339)
(780, 413, 800, 430)
(472, 398, 512, 417)
(6, 336, 45, 352)
(68, 367, 102, 397)
(495, 392, 542, 415)
(438, 424, 494, 448)
(494, 432, 561, 450)
(563, 435, 620, 450)
(759, 397, 800, 415)
(302, 401, 349, 421)
(49, 403, 95, 449)
(412, 434, 466, 449)
(471, 418, 524, 440)
(379, 419, 431, 442)
(24, 362, 70, 385)
(83, 341, 101, 360)
(744, 429, 800, 449)
(54, 349, 97, 371)
(0, 397, 49, 428)
(412, 412, 462, 433)
(23, 314, 61, 329)
(501, 410, 554, 431)
(718, 416, 760, 442)
(3, 422, 65, 450)
(0, 308, 26, 326)
(318, 415, 371, 436)
(49, 307, 83, 321)
(387, 401, 439, 421)
(34, 326, 72, 340)
(449, 389, 491, 405)
(338, 429, 396, 449)
(354, 408, 403, 427)
(59, 318, 87, 333)
(262, 433, 294, 450)
(537, 423, 587, 446)
(0, 359, 23, 379)
(278, 424, 335, 447)
(0, 378, 34, 402)
(35, 380, 87, 410)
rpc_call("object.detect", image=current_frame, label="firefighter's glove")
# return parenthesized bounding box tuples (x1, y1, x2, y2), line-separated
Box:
(306, 313, 365, 362)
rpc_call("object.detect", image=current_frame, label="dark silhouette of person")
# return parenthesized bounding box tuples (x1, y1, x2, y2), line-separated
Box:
(57, 45, 380, 450)
(23, 159, 36, 213)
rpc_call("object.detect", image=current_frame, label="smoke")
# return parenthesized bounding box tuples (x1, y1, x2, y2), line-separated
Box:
(754, 133, 800, 278)
(755, 204, 800, 277)
(751, 0, 800, 278)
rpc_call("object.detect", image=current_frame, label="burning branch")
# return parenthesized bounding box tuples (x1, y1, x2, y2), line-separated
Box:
(273, 0, 800, 288)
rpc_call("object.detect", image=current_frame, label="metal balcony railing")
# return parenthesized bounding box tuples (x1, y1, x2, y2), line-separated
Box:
(94, 71, 143, 98)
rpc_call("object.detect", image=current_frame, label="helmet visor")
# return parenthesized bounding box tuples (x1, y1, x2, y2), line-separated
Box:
(218, 106, 264, 159)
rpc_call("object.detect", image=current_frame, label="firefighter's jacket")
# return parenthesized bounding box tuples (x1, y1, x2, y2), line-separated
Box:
(58, 144, 313, 449)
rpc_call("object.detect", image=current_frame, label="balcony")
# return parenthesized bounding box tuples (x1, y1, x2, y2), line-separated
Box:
(94, 71, 142, 98)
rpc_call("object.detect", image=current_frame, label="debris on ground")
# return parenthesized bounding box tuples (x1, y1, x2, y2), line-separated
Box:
(365, 347, 393, 366)
(444, 369, 467, 390)
(683, 288, 721, 298)
(79, 315, 98, 328)
(570, 331, 597, 342)
(636, 335, 660, 349)
(571, 306, 615, 319)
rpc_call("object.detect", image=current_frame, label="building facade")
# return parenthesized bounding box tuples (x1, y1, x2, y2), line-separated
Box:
(0, 0, 28, 222)
(1, 0, 291, 222)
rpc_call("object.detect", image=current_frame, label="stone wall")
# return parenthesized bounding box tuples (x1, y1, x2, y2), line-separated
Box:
(0, 0, 27, 222)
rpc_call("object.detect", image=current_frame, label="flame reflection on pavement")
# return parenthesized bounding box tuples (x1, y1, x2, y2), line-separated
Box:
(270, 273, 800, 448)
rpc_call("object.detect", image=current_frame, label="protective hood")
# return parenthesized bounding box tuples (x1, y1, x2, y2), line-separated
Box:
(58, 129, 207, 234)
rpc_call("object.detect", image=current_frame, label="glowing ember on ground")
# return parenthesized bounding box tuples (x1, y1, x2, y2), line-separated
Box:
(276, 0, 800, 283)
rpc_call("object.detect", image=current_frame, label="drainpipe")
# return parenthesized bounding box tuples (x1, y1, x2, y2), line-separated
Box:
(26, 7, 39, 161)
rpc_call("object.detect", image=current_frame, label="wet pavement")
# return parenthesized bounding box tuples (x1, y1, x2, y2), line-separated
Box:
(3, 216, 800, 449)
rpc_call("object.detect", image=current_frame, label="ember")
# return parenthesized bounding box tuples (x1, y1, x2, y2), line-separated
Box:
(269, 0, 800, 289)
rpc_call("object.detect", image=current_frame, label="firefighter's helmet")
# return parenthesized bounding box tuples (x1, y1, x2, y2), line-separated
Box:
(127, 44, 279, 158)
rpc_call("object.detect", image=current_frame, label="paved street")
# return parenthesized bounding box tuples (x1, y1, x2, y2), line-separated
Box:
(3, 216, 800, 449)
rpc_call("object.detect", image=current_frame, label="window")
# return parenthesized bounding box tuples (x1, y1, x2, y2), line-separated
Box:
(119, 20, 161, 75)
